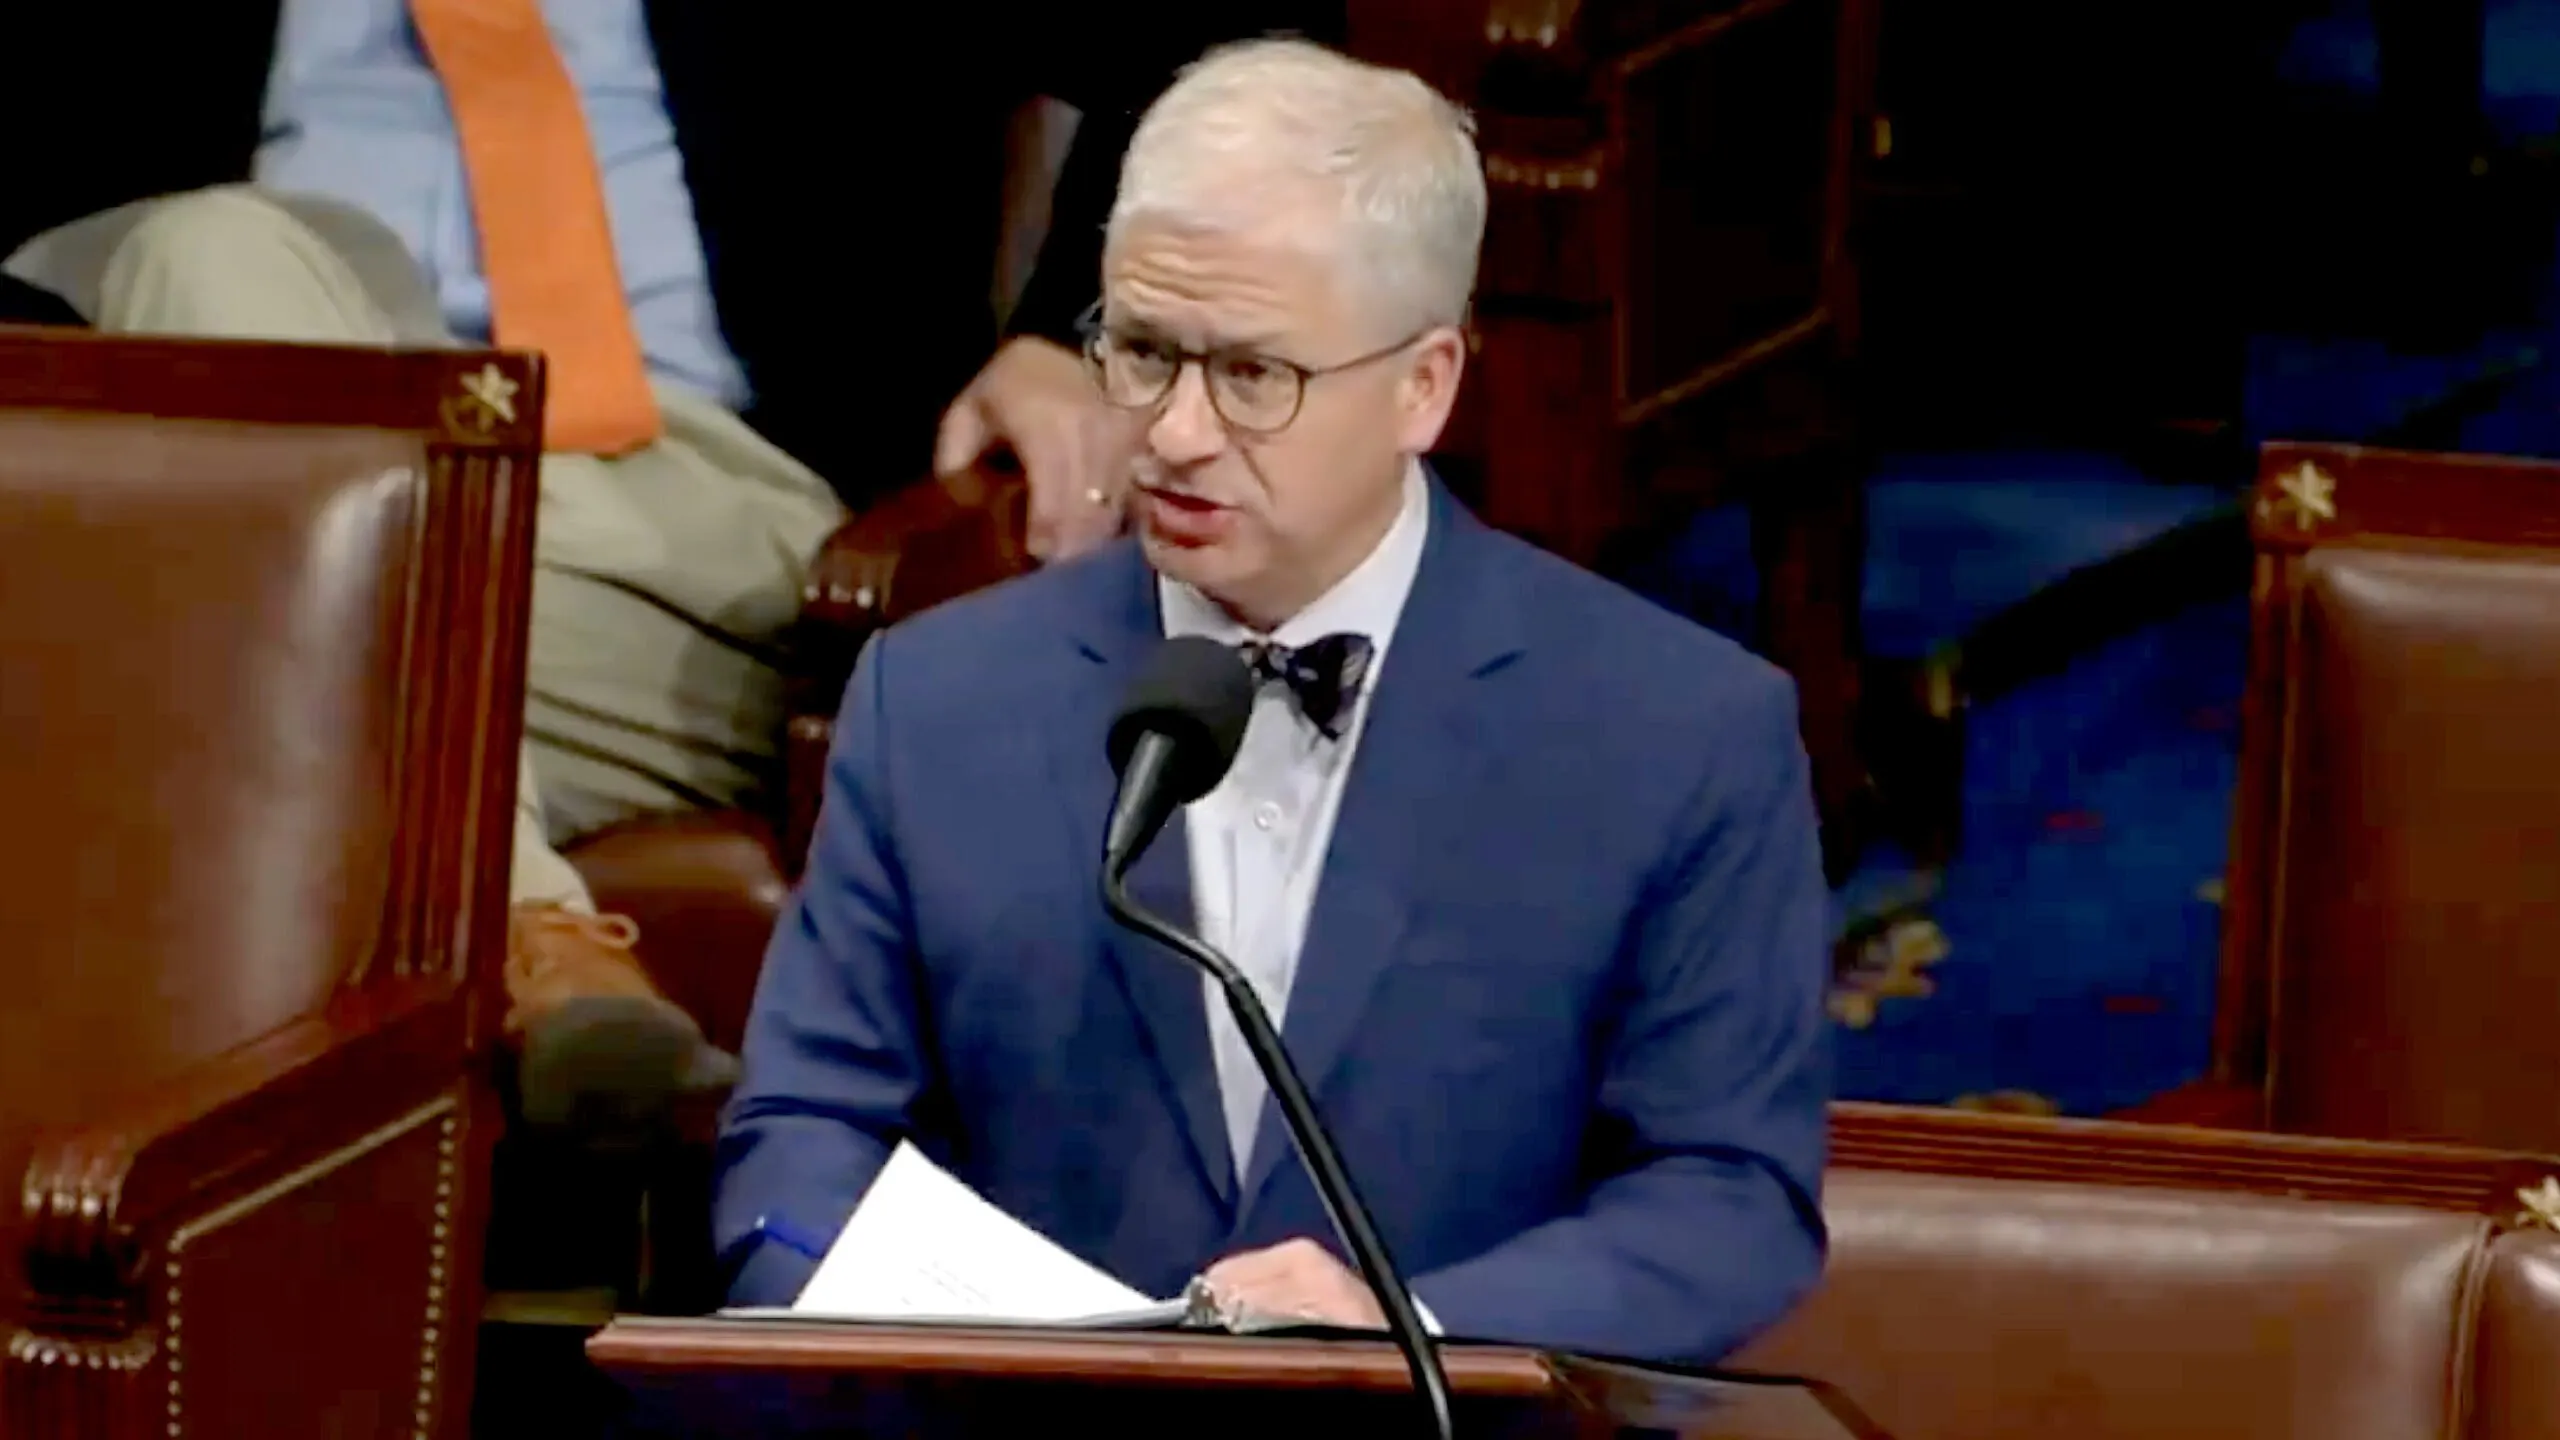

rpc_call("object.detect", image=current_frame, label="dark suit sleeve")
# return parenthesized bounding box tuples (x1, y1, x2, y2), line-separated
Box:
(1006, 2, 1349, 347)
(712, 633, 938, 1305)
(1408, 672, 1833, 1363)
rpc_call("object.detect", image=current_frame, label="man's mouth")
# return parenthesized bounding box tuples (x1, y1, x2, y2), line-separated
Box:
(1136, 483, 1227, 514)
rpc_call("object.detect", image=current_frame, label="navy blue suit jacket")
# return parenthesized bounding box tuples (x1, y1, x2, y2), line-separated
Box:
(715, 485, 1831, 1364)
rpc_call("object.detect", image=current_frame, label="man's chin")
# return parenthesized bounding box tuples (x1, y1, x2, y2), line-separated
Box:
(1146, 528, 1263, 589)
(1138, 527, 1232, 577)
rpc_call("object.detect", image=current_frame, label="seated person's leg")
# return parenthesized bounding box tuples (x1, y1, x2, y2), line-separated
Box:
(510, 742, 739, 1129)
(522, 387, 842, 843)
(495, 757, 740, 1310)
(85, 186, 409, 346)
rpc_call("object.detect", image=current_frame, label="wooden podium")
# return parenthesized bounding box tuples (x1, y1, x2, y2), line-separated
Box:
(587, 1317, 1888, 1438)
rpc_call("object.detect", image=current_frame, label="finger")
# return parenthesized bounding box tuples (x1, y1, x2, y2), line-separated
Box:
(932, 396, 989, 477)
(1047, 504, 1121, 561)
(1067, 436, 1139, 549)
(1208, 1271, 1307, 1317)
(1235, 1245, 1372, 1323)
(1087, 415, 1142, 497)
(1220, 1274, 1351, 1327)
(1014, 436, 1090, 564)
(1216, 1263, 1334, 1315)
(1015, 420, 1087, 507)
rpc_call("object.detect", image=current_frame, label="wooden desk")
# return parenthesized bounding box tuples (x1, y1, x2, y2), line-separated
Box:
(589, 1317, 1891, 1438)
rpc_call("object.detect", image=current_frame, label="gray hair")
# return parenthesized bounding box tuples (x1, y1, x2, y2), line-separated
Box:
(1107, 39, 1487, 335)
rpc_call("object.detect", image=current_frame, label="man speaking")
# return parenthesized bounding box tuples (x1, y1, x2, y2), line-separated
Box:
(714, 39, 1831, 1365)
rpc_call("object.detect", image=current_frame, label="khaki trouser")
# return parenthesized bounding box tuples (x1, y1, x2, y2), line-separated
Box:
(6, 187, 845, 910)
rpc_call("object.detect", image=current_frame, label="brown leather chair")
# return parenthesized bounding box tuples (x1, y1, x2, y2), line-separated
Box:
(2119, 442, 2560, 1154)
(563, 469, 1030, 1056)
(1739, 1102, 2560, 1440)
(0, 329, 541, 1438)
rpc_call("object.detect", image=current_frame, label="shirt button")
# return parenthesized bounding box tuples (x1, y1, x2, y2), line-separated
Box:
(1252, 801, 1283, 831)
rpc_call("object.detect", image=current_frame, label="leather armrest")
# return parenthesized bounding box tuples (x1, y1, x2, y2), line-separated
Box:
(18, 975, 470, 1296)
(783, 467, 1032, 874)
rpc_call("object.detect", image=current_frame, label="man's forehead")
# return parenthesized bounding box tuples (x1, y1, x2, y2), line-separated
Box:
(1104, 236, 1336, 349)
(1108, 308, 1292, 353)
(1103, 279, 1300, 348)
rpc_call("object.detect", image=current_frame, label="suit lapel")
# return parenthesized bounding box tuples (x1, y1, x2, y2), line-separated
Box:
(1051, 545, 1238, 1209)
(1238, 487, 1526, 1214)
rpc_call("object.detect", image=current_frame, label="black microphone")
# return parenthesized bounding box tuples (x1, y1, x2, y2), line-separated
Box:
(1103, 636, 1258, 873)
(1101, 636, 1457, 1440)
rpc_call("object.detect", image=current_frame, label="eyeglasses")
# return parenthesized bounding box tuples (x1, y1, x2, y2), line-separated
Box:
(1078, 306, 1426, 435)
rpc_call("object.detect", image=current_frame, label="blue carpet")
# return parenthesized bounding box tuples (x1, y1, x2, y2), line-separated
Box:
(1621, 451, 2234, 664)
(1632, 466, 2241, 1115)
(2244, 330, 2550, 448)
(1855, 453, 2232, 661)
(2465, 343, 2560, 453)
(1829, 598, 2243, 1112)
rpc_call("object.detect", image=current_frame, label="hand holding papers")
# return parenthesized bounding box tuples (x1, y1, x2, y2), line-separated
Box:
(754, 1141, 1347, 1335)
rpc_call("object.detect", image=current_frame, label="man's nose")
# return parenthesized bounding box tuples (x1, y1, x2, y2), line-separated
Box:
(1146, 363, 1227, 467)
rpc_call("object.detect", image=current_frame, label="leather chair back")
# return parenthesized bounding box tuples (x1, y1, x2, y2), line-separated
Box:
(1754, 1169, 2484, 1440)
(2208, 443, 2560, 1152)
(1739, 1103, 2560, 1440)
(0, 397, 409, 1163)
(0, 328, 542, 1439)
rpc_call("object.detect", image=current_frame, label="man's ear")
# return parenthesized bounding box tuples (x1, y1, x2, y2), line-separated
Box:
(1394, 325, 1467, 455)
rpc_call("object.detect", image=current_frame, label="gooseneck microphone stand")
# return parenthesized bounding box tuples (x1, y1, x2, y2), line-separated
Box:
(1102, 872, 1458, 1440)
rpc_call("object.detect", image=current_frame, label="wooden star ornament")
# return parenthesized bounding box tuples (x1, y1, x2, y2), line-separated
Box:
(2267, 460, 2339, 533)
(2517, 1176, 2560, 1231)
(459, 362, 520, 427)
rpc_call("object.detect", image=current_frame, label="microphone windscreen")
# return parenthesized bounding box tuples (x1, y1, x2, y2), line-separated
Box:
(1107, 636, 1256, 803)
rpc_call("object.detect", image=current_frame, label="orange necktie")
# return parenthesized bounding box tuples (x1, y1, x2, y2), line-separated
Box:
(411, 0, 662, 455)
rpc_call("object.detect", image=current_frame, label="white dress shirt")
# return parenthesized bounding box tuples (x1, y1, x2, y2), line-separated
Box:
(1158, 464, 1430, 1179)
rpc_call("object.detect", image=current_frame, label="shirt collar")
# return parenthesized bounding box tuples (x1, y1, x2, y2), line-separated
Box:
(1158, 461, 1429, 655)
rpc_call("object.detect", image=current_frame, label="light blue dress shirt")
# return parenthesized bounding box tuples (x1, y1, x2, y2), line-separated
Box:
(252, 0, 749, 408)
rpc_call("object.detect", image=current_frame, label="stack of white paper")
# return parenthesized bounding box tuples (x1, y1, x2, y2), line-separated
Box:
(768, 1141, 1186, 1329)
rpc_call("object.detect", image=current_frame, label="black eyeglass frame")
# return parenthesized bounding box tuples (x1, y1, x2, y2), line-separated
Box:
(1074, 303, 1433, 435)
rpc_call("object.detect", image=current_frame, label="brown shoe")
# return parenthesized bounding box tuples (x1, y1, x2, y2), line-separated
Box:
(505, 906, 664, 1031)
(506, 905, 739, 1132)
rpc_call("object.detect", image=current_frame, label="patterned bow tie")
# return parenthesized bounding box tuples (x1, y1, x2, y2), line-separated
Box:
(1239, 633, 1374, 739)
